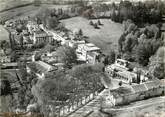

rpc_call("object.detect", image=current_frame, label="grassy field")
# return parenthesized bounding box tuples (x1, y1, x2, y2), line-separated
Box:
(61, 17, 123, 54)
(0, 0, 33, 12)
(0, 4, 72, 22)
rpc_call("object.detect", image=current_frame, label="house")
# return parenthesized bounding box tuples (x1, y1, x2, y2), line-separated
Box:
(86, 51, 100, 64)
(76, 43, 100, 63)
(107, 80, 165, 106)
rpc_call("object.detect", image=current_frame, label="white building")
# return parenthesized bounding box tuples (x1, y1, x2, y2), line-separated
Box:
(76, 43, 100, 62)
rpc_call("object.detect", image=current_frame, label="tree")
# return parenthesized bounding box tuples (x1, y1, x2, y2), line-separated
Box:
(118, 33, 126, 53)
(89, 20, 94, 25)
(0, 72, 11, 96)
(119, 81, 122, 86)
(97, 19, 102, 25)
(135, 42, 151, 66)
(56, 45, 77, 68)
(19, 34, 24, 49)
(10, 51, 18, 62)
(104, 51, 116, 65)
(31, 76, 76, 113)
(18, 60, 28, 82)
(69, 64, 104, 91)
(135, 39, 160, 66)
(78, 29, 83, 36)
(93, 23, 99, 29)
(46, 16, 59, 29)
(42, 43, 55, 53)
(0, 40, 10, 53)
(34, 0, 41, 6)
(148, 46, 165, 79)
(34, 52, 42, 61)
(16, 24, 24, 33)
(123, 31, 138, 52)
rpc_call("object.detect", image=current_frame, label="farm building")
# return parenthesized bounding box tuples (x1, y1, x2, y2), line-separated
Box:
(108, 80, 165, 106)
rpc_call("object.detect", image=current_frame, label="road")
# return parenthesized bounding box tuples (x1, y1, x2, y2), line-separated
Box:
(67, 89, 111, 117)
(66, 73, 128, 117)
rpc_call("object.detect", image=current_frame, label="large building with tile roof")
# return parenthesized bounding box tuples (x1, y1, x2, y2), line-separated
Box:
(108, 80, 165, 106)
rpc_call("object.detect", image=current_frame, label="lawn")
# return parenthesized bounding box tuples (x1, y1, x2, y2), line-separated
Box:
(61, 17, 123, 54)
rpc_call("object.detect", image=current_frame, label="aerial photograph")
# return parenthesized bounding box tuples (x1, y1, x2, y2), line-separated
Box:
(0, 0, 165, 117)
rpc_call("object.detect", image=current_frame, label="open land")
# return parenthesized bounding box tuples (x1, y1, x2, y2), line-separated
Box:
(61, 17, 123, 54)
(0, 4, 73, 22)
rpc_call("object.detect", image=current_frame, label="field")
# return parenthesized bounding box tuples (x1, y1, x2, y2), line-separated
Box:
(0, 0, 33, 12)
(61, 17, 123, 54)
(0, 4, 72, 22)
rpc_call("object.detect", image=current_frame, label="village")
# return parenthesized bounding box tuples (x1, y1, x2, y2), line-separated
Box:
(0, 0, 165, 117)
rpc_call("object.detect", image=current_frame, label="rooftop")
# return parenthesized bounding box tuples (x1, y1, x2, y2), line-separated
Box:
(79, 43, 100, 52)
(34, 61, 55, 73)
(110, 80, 165, 98)
(2, 62, 18, 67)
(110, 87, 133, 98)
(144, 81, 162, 90)
(35, 31, 53, 38)
(132, 84, 147, 93)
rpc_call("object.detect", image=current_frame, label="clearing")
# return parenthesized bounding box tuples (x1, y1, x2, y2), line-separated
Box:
(61, 17, 123, 54)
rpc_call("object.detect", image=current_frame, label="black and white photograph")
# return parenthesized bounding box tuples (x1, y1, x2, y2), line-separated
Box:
(0, 0, 165, 117)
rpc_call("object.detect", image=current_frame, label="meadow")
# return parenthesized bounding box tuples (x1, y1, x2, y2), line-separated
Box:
(61, 17, 123, 54)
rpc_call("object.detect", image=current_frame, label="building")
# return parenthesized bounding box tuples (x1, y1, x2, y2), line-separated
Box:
(76, 43, 100, 63)
(27, 61, 57, 79)
(108, 80, 165, 106)
(32, 30, 54, 44)
(27, 21, 40, 34)
(105, 59, 148, 84)
(40, 24, 66, 45)
(68, 40, 85, 48)
(1, 62, 18, 70)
